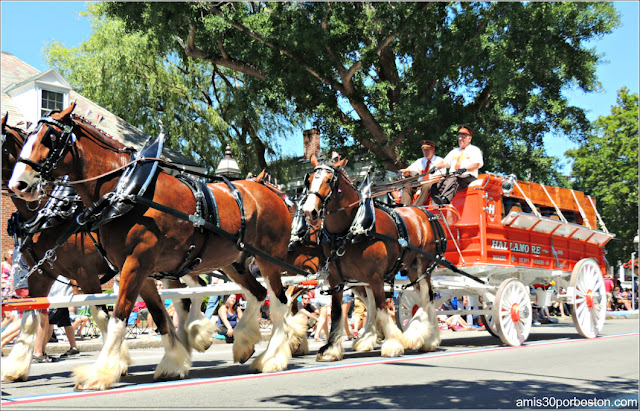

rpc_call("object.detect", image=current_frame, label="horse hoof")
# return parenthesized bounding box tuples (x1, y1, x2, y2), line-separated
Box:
(381, 339, 405, 357)
(237, 348, 255, 364)
(260, 358, 287, 373)
(316, 352, 339, 362)
(74, 380, 110, 391)
(155, 374, 184, 382)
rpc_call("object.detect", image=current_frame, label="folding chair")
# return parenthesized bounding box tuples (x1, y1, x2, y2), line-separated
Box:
(125, 311, 149, 338)
(125, 312, 139, 339)
(84, 308, 102, 338)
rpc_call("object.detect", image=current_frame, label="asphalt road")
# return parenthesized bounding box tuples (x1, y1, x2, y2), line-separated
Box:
(2, 319, 638, 410)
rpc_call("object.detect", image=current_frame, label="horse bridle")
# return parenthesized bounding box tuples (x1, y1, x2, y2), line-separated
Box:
(304, 164, 342, 219)
(16, 116, 75, 183)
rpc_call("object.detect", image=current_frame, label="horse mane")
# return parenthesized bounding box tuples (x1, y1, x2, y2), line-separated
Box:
(70, 114, 133, 153)
(3, 123, 28, 140)
(247, 169, 286, 197)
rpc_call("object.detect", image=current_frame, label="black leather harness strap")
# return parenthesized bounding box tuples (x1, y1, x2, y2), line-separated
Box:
(157, 175, 219, 279)
(131, 194, 312, 277)
(86, 232, 119, 284)
(213, 175, 246, 250)
(374, 202, 411, 282)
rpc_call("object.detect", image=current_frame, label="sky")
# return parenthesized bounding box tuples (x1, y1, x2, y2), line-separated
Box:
(1, 1, 638, 171)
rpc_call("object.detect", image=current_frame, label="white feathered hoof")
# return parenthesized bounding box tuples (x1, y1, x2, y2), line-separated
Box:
(316, 343, 344, 362)
(420, 324, 441, 352)
(402, 327, 427, 351)
(381, 338, 405, 358)
(292, 337, 309, 356)
(250, 350, 289, 373)
(1, 347, 32, 382)
(232, 324, 261, 364)
(233, 342, 256, 364)
(352, 333, 376, 352)
(119, 343, 132, 376)
(73, 362, 123, 391)
(187, 319, 215, 353)
(154, 337, 191, 382)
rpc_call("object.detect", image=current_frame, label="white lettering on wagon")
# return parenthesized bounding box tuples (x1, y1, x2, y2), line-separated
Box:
(491, 240, 508, 250)
(511, 242, 530, 253)
(489, 241, 543, 255)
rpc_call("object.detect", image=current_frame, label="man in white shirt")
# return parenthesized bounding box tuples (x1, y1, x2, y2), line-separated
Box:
(398, 140, 444, 206)
(429, 125, 484, 204)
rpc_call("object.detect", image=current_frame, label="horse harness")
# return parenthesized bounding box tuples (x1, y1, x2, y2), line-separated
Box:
(295, 164, 485, 293)
(8, 178, 119, 287)
(38, 129, 309, 281)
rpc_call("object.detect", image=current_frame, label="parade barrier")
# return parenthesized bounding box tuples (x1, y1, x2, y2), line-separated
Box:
(1, 276, 414, 313)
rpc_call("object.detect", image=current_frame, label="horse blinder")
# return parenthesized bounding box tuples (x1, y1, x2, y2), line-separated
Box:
(18, 118, 75, 181)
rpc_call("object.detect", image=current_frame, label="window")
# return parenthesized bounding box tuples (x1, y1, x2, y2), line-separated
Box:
(41, 90, 64, 116)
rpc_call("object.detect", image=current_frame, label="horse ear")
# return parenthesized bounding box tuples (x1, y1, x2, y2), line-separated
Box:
(334, 158, 347, 168)
(310, 154, 319, 167)
(60, 101, 77, 118)
(2, 112, 7, 126)
(255, 169, 266, 182)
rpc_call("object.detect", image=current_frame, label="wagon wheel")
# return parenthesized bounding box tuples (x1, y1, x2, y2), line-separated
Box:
(492, 278, 532, 346)
(480, 302, 499, 338)
(570, 258, 606, 339)
(395, 290, 421, 332)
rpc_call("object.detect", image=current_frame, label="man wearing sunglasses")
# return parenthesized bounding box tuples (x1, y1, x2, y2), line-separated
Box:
(297, 293, 319, 331)
(429, 125, 484, 205)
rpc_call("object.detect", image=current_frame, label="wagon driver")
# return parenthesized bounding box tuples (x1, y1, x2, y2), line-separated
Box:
(429, 125, 484, 205)
(398, 139, 444, 206)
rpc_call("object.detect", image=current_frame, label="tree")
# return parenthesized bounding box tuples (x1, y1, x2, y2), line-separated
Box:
(101, 1, 619, 183)
(44, 3, 305, 173)
(566, 87, 639, 266)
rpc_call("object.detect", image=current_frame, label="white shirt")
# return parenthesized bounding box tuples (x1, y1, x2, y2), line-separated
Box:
(406, 155, 444, 181)
(442, 144, 483, 178)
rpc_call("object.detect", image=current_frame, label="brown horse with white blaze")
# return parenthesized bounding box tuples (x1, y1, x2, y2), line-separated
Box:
(301, 155, 442, 361)
(8, 103, 298, 390)
(1, 113, 172, 383)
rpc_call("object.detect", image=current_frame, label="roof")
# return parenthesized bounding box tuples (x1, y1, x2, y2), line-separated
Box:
(1, 51, 198, 166)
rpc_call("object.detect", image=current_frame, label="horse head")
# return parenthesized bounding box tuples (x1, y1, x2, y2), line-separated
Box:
(2, 113, 30, 187)
(9, 102, 78, 201)
(301, 154, 357, 231)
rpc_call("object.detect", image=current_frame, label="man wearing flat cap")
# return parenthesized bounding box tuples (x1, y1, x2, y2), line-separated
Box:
(429, 125, 483, 204)
(399, 139, 444, 206)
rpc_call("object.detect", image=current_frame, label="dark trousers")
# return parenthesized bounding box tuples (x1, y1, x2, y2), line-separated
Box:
(217, 324, 234, 343)
(430, 174, 476, 204)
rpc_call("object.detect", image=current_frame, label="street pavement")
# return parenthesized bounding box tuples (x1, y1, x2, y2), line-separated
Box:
(3, 311, 637, 357)
(1, 318, 637, 409)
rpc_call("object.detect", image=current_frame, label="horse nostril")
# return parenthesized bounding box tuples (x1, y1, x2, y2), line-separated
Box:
(16, 181, 29, 191)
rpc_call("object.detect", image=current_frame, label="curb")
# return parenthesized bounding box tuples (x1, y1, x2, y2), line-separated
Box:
(2, 329, 273, 356)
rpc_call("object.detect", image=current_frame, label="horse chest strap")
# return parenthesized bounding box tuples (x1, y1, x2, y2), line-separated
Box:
(217, 176, 246, 250)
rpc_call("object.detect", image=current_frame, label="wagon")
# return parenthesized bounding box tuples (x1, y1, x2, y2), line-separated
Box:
(395, 173, 614, 346)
